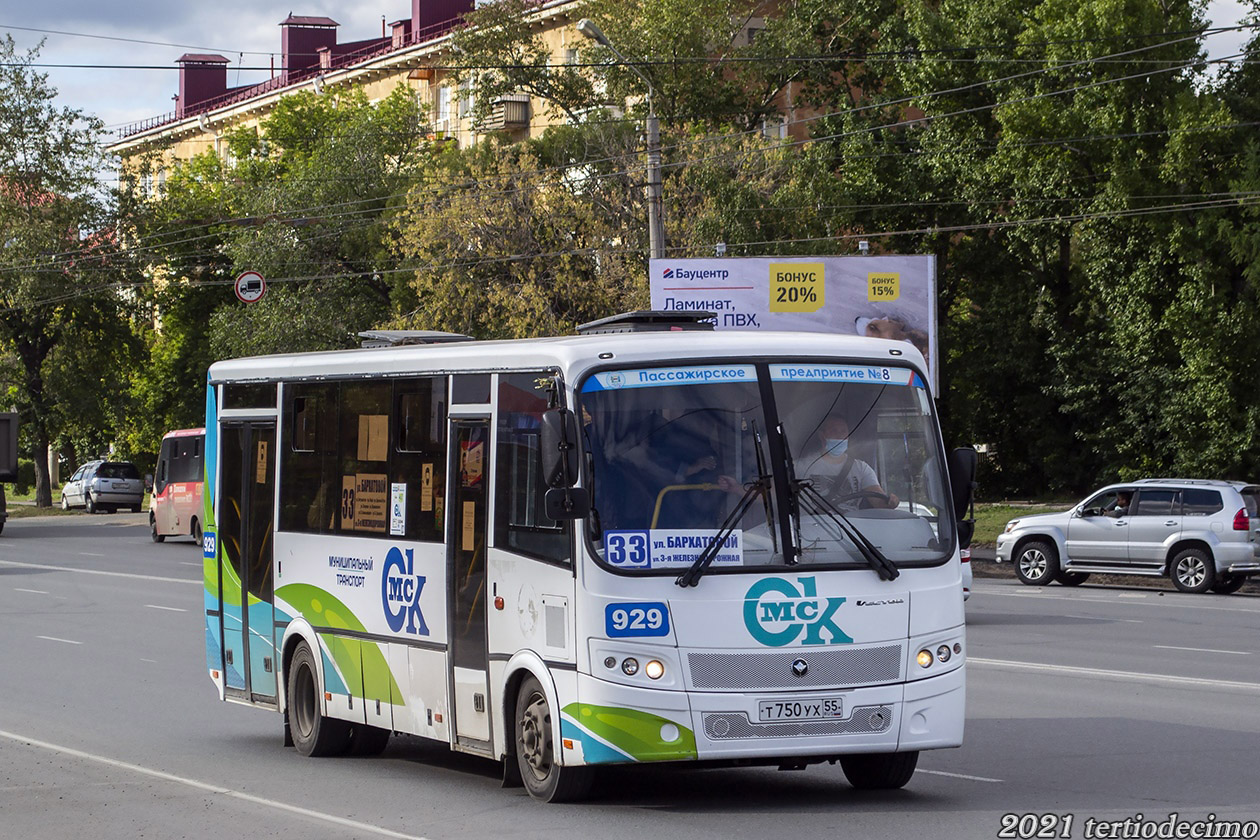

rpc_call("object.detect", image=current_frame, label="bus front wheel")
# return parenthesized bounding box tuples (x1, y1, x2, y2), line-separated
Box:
(287, 642, 350, 757)
(840, 751, 919, 790)
(514, 675, 594, 803)
(150, 515, 164, 543)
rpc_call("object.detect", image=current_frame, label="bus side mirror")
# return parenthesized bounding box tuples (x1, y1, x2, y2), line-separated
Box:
(540, 408, 580, 488)
(948, 447, 978, 548)
(540, 408, 590, 520)
(145, 473, 154, 492)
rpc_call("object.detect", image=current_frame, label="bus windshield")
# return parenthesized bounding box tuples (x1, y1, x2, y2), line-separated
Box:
(580, 362, 953, 574)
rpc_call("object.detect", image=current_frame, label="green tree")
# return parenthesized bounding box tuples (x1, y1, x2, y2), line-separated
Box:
(125, 83, 435, 453)
(0, 36, 135, 505)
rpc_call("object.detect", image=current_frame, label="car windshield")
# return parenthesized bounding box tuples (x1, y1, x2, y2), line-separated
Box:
(579, 361, 953, 574)
(97, 462, 140, 480)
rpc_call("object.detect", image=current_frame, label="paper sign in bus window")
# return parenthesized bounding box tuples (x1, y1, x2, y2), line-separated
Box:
(357, 415, 388, 462)
(255, 440, 268, 484)
(461, 441, 484, 487)
(390, 483, 407, 536)
(421, 463, 434, 512)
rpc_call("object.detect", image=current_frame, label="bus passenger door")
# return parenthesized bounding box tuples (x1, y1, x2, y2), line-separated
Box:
(218, 421, 279, 704)
(448, 420, 491, 749)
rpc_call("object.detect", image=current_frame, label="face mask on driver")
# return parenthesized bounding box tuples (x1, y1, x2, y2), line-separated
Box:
(823, 438, 849, 456)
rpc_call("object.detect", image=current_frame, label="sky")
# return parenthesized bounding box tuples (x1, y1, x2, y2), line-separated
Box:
(1, 0, 1255, 185)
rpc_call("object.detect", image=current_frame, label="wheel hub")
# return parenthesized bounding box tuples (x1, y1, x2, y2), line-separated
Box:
(519, 694, 552, 776)
(1021, 549, 1047, 579)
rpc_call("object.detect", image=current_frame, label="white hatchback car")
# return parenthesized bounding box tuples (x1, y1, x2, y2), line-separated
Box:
(996, 479, 1260, 594)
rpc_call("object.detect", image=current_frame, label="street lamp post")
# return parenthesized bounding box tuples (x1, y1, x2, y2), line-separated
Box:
(577, 19, 664, 260)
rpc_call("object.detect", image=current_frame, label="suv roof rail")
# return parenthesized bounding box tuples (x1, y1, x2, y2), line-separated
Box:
(1131, 478, 1227, 485)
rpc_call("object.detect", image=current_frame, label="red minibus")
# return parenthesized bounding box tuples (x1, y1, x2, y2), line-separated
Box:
(150, 427, 205, 543)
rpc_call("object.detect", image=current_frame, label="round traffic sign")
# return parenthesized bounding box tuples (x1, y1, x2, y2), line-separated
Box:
(234, 271, 267, 304)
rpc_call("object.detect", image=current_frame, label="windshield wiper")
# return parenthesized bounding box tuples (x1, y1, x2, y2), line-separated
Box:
(675, 476, 770, 588)
(794, 481, 900, 581)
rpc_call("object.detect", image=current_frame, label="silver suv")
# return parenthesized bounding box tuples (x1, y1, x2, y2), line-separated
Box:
(996, 479, 1260, 594)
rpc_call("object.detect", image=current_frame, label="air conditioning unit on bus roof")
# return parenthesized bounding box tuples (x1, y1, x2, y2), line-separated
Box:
(575, 310, 717, 335)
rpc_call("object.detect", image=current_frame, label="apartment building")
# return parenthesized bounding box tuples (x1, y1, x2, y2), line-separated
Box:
(107, 0, 590, 170)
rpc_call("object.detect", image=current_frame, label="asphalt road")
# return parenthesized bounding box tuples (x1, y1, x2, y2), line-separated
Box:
(2, 513, 1258, 839)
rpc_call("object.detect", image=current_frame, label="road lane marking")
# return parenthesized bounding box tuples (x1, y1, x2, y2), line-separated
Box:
(1063, 614, 1142, 623)
(0, 558, 196, 585)
(970, 657, 1260, 691)
(78, 552, 106, 557)
(145, 604, 187, 613)
(179, 562, 200, 567)
(37, 636, 81, 645)
(14, 588, 48, 595)
(973, 586, 1260, 614)
(1117, 593, 1146, 598)
(0, 729, 432, 840)
(1153, 645, 1250, 656)
(918, 769, 1003, 783)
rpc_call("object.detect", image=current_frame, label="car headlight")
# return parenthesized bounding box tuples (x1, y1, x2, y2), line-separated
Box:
(1003, 519, 1020, 534)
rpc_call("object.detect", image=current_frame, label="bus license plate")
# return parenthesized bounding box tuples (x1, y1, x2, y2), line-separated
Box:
(757, 696, 844, 723)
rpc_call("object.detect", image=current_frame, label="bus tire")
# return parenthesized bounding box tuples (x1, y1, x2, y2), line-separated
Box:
(287, 642, 351, 757)
(150, 515, 164, 543)
(840, 751, 919, 790)
(346, 724, 391, 756)
(514, 675, 594, 803)
(1014, 540, 1058, 586)
(191, 518, 202, 544)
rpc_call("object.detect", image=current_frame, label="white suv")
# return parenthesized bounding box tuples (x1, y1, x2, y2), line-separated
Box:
(996, 479, 1260, 594)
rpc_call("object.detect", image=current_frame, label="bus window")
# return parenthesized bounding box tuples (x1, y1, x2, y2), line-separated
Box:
(280, 383, 339, 533)
(392, 377, 447, 541)
(495, 373, 569, 564)
(338, 382, 392, 534)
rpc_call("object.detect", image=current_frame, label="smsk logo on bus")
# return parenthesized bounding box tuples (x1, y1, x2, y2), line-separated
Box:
(743, 576, 852, 647)
(382, 546, 429, 635)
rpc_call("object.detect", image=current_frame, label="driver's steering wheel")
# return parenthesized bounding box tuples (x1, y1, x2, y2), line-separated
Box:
(832, 490, 891, 509)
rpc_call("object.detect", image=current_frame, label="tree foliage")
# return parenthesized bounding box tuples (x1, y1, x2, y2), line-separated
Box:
(0, 36, 138, 504)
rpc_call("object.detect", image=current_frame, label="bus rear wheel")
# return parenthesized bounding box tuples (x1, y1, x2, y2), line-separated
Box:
(287, 642, 350, 757)
(840, 751, 919, 790)
(514, 675, 594, 803)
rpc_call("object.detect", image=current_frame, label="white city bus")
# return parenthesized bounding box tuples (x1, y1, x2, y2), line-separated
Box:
(201, 312, 975, 802)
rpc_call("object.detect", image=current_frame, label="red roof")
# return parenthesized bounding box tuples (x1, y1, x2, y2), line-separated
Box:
(177, 53, 230, 64)
(281, 14, 338, 27)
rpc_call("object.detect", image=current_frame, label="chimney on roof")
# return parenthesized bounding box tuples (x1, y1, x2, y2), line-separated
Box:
(176, 54, 230, 118)
(280, 14, 339, 83)
(412, 0, 474, 35)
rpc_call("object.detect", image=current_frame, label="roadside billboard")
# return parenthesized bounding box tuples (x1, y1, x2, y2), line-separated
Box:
(650, 255, 936, 385)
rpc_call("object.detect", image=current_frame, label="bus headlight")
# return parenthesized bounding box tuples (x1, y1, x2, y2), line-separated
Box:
(621, 658, 640, 676)
(936, 644, 951, 663)
(916, 649, 934, 668)
(644, 660, 665, 680)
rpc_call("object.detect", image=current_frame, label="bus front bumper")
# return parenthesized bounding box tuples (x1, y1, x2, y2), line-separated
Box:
(561, 665, 964, 767)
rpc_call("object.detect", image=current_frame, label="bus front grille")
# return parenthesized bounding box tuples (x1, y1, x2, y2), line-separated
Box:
(687, 645, 902, 690)
(702, 705, 894, 740)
